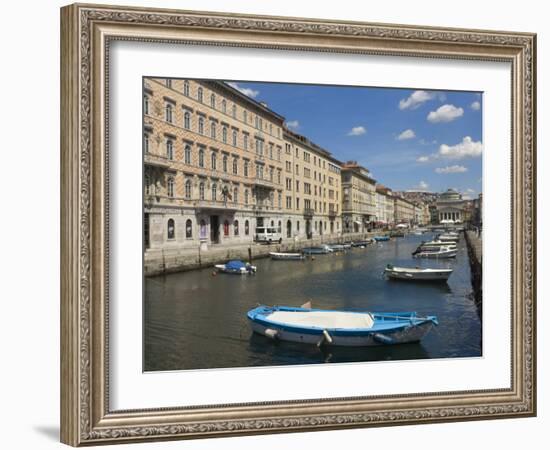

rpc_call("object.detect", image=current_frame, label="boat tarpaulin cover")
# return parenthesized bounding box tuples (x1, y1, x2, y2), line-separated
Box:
(226, 260, 246, 270)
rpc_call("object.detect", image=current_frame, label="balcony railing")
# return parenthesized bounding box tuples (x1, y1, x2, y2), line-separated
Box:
(193, 199, 239, 211)
(144, 153, 173, 168)
(328, 209, 337, 218)
(303, 208, 315, 218)
(253, 177, 278, 189)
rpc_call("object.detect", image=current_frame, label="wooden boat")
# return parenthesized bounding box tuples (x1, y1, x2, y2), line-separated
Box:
(247, 305, 438, 347)
(215, 260, 257, 274)
(373, 236, 390, 242)
(302, 245, 333, 255)
(412, 246, 457, 259)
(269, 252, 305, 261)
(384, 264, 453, 281)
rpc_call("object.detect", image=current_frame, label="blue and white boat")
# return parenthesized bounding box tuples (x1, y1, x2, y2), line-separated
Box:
(247, 305, 438, 347)
(373, 235, 390, 242)
(215, 260, 257, 274)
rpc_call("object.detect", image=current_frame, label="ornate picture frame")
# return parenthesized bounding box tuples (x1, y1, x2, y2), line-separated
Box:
(60, 3, 536, 446)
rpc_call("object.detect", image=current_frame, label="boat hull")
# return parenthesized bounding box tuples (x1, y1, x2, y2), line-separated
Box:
(413, 250, 457, 258)
(385, 268, 452, 281)
(269, 252, 304, 260)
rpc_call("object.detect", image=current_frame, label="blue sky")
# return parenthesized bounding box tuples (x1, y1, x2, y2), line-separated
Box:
(226, 81, 482, 199)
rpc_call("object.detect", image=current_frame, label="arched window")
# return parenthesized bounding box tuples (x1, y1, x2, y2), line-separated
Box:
(222, 126, 227, 143)
(199, 219, 207, 239)
(243, 134, 248, 150)
(271, 220, 274, 227)
(183, 111, 191, 129)
(222, 155, 228, 172)
(243, 110, 247, 122)
(221, 99, 226, 113)
(165, 103, 173, 123)
(233, 187, 238, 204)
(245, 220, 250, 236)
(198, 117, 204, 135)
(210, 122, 216, 139)
(278, 220, 282, 232)
(185, 219, 192, 238)
(197, 87, 203, 103)
(199, 182, 205, 200)
(166, 139, 173, 160)
(244, 189, 249, 205)
(297, 220, 300, 231)
(198, 149, 205, 168)
(232, 158, 238, 175)
(232, 104, 237, 118)
(243, 161, 249, 177)
(223, 220, 230, 237)
(210, 93, 216, 108)
(167, 219, 175, 240)
(144, 173, 151, 195)
(183, 80, 190, 96)
(184, 144, 191, 164)
(211, 152, 217, 170)
(184, 179, 191, 199)
(234, 220, 239, 236)
(211, 183, 217, 201)
(232, 130, 237, 147)
(167, 177, 174, 197)
(286, 220, 292, 238)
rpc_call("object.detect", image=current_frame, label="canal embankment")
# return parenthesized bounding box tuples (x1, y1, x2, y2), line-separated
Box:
(145, 232, 377, 276)
(465, 230, 482, 315)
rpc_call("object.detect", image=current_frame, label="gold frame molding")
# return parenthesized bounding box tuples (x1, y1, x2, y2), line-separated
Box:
(60, 3, 536, 446)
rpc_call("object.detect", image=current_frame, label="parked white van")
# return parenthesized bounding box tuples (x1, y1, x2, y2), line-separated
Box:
(254, 227, 282, 244)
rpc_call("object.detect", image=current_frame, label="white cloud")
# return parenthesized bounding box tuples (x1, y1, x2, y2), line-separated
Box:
(416, 155, 430, 163)
(412, 180, 429, 190)
(347, 126, 367, 136)
(285, 120, 300, 130)
(438, 136, 482, 159)
(227, 82, 260, 99)
(427, 104, 464, 123)
(397, 129, 416, 140)
(399, 90, 436, 110)
(471, 101, 481, 111)
(435, 165, 468, 174)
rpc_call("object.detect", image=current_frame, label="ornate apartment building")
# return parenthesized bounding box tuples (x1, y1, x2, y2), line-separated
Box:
(341, 162, 377, 233)
(143, 78, 344, 253)
(375, 185, 395, 226)
(393, 195, 416, 225)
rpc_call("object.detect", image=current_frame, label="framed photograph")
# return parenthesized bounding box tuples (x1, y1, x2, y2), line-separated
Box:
(60, 3, 536, 446)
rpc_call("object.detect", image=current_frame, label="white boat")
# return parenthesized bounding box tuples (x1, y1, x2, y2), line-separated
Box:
(420, 240, 457, 248)
(413, 246, 457, 259)
(327, 243, 351, 252)
(384, 264, 453, 281)
(248, 305, 438, 347)
(302, 245, 333, 255)
(269, 252, 305, 261)
(437, 233, 460, 242)
(215, 260, 257, 274)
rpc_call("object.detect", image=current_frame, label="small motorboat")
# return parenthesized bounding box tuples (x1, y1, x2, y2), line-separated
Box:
(437, 233, 460, 242)
(302, 245, 333, 255)
(373, 236, 390, 242)
(247, 305, 438, 347)
(390, 230, 405, 237)
(412, 246, 457, 258)
(384, 264, 453, 281)
(420, 240, 457, 248)
(215, 260, 257, 274)
(269, 252, 305, 261)
(327, 243, 351, 252)
(348, 240, 373, 247)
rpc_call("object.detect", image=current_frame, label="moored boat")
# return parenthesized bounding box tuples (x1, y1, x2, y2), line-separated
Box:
(302, 245, 333, 255)
(384, 264, 453, 281)
(247, 305, 438, 347)
(374, 235, 390, 242)
(420, 240, 457, 248)
(269, 252, 305, 261)
(215, 260, 257, 274)
(412, 246, 457, 259)
(327, 243, 351, 252)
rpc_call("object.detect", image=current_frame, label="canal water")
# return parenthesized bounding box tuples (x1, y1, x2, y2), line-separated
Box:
(144, 233, 481, 371)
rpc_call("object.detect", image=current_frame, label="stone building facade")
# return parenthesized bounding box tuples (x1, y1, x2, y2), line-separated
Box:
(436, 188, 466, 223)
(375, 185, 395, 226)
(341, 162, 377, 233)
(393, 195, 416, 226)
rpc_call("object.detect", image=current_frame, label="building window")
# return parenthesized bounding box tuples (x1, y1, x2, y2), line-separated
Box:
(221, 99, 226, 113)
(211, 183, 217, 200)
(166, 139, 173, 160)
(143, 133, 149, 153)
(167, 177, 174, 197)
(199, 219, 207, 239)
(223, 220, 230, 237)
(198, 117, 204, 135)
(222, 126, 227, 144)
(185, 180, 191, 199)
(232, 158, 238, 175)
(222, 154, 228, 172)
(199, 182, 205, 200)
(243, 134, 248, 150)
(297, 220, 300, 231)
(244, 161, 249, 177)
(210, 93, 216, 108)
(278, 192, 282, 208)
(183, 80, 190, 96)
(197, 87, 203, 103)
(234, 220, 239, 236)
(244, 189, 249, 205)
(165, 103, 173, 123)
(184, 111, 191, 129)
(232, 104, 237, 118)
(143, 95, 149, 115)
(184, 144, 191, 164)
(167, 219, 175, 240)
(245, 220, 250, 235)
(185, 219, 193, 238)
(144, 173, 151, 195)
(243, 110, 248, 123)
(233, 187, 238, 203)
(211, 152, 217, 170)
(286, 220, 292, 238)
(232, 130, 237, 147)
(210, 122, 216, 139)
(198, 148, 205, 168)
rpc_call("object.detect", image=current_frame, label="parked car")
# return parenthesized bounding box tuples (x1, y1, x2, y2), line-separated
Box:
(255, 227, 282, 244)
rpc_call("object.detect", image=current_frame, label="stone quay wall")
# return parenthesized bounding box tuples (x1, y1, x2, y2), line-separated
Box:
(145, 232, 377, 276)
(465, 230, 483, 315)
